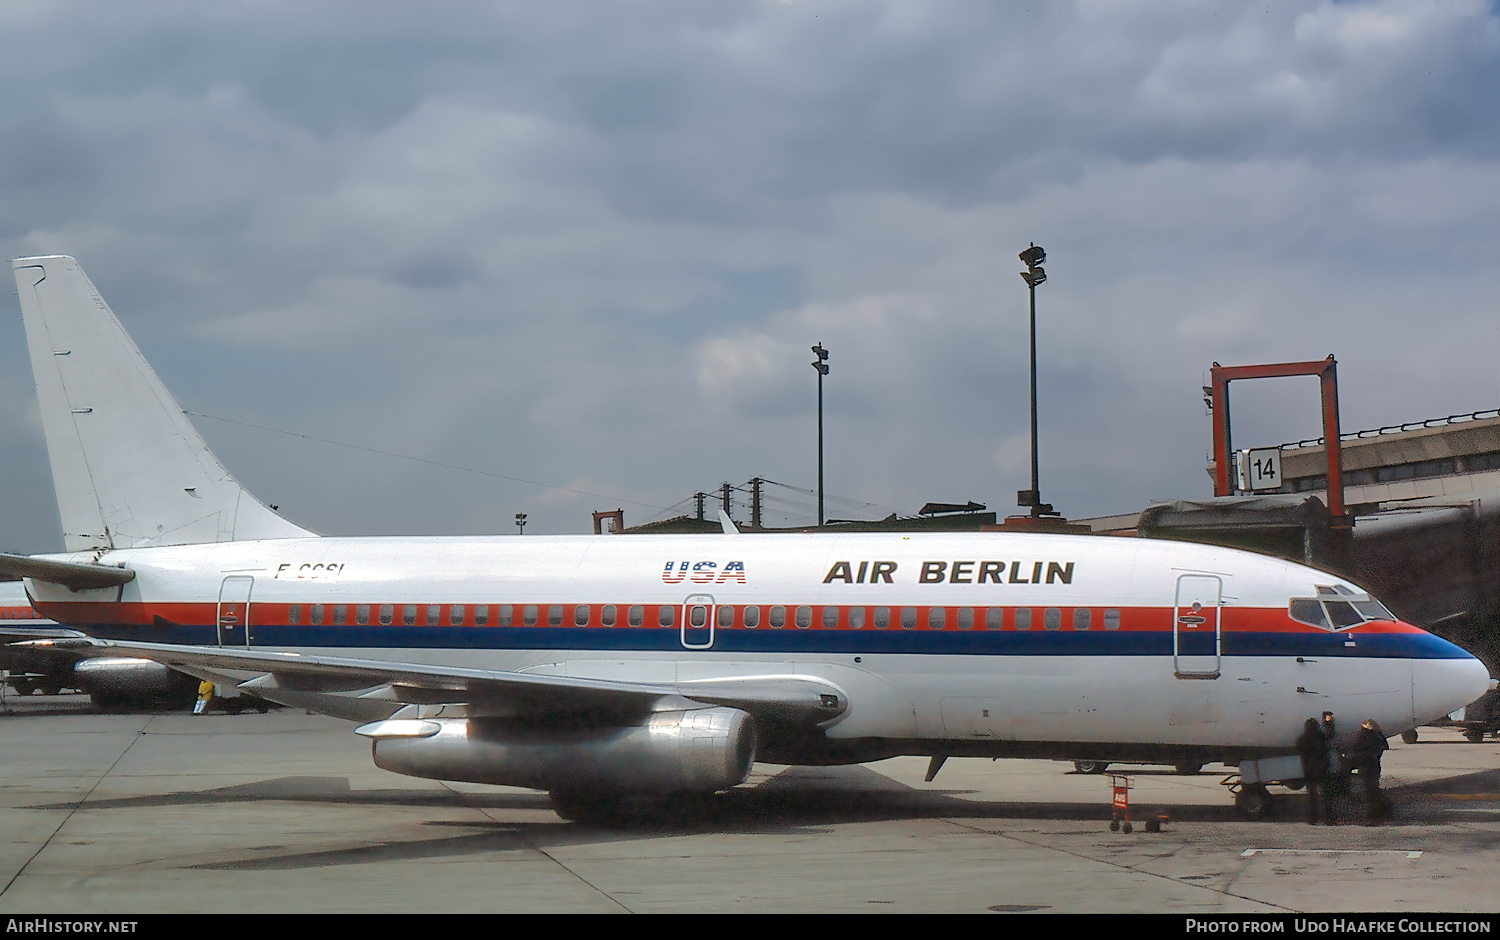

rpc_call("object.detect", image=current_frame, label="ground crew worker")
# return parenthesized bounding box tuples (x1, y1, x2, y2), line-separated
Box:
(1351, 718, 1391, 822)
(1296, 717, 1331, 825)
(193, 679, 214, 715)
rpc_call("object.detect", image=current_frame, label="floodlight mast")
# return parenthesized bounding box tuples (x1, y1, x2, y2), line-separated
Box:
(811, 343, 830, 526)
(1018, 244, 1052, 517)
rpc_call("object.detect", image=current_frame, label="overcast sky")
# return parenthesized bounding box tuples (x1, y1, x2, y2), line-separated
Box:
(2, 0, 1497, 549)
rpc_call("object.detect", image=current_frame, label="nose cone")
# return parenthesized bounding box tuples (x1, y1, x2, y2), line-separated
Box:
(1412, 636, 1493, 727)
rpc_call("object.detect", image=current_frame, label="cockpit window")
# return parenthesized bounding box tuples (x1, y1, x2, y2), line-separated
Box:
(1324, 601, 1363, 630)
(1289, 599, 1328, 629)
(1289, 585, 1395, 632)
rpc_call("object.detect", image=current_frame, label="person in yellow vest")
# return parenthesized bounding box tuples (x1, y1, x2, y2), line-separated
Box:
(193, 679, 214, 715)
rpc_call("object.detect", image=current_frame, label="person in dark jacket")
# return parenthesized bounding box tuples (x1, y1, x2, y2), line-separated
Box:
(1350, 718, 1391, 822)
(1296, 717, 1331, 824)
(1320, 711, 1344, 794)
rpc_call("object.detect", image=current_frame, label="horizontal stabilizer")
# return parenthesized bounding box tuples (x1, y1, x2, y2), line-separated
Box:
(0, 553, 135, 590)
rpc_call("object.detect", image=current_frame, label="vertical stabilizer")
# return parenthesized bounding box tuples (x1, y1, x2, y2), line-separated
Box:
(12, 256, 315, 550)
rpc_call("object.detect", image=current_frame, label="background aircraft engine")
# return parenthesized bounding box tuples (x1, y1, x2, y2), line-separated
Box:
(367, 706, 756, 793)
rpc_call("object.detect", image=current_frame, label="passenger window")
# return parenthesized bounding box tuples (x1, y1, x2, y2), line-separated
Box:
(985, 607, 1004, 630)
(498, 604, 513, 626)
(288, 604, 301, 625)
(658, 605, 674, 627)
(379, 604, 394, 626)
(628, 605, 643, 626)
(601, 605, 617, 626)
(795, 606, 812, 629)
(356, 604, 370, 625)
(769, 606, 786, 628)
(927, 607, 945, 630)
(310, 604, 323, 625)
(1072, 608, 1090, 631)
(451, 605, 466, 626)
(743, 605, 760, 628)
(548, 605, 563, 627)
(690, 605, 707, 628)
(333, 604, 347, 625)
(474, 606, 488, 626)
(718, 605, 734, 628)
(901, 607, 917, 630)
(1104, 609, 1120, 631)
(523, 604, 538, 626)
(822, 606, 839, 629)
(957, 608, 973, 630)
(402, 604, 417, 626)
(873, 607, 890, 629)
(1014, 608, 1031, 630)
(849, 607, 866, 629)
(1044, 608, 1061, 631)
(426, 604, 441, 626)
(574, 605, 589, 627)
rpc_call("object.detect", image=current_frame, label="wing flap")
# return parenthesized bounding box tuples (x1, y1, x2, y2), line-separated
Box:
(63, 640, 848, 727)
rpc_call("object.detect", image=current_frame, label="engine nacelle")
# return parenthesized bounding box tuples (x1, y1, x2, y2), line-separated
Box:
(365, 707, 756, 794)
(74, 657, 193, 695)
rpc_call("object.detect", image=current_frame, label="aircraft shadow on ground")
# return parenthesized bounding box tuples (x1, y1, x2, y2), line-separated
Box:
(23, 765, 1500, 871)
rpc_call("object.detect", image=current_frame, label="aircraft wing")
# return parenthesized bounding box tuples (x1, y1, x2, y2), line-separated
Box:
(0, 626, 89, 640)
(57, 639, 848, 728)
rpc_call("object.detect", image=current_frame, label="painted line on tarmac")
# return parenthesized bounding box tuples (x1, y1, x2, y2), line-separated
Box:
(1241, 849, 1422, 858)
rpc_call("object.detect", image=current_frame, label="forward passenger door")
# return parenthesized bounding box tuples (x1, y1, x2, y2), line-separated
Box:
(1173, 574, 1221, 679)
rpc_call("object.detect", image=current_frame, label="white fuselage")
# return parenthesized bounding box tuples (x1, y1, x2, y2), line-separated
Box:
(26, 531, 1490, 760)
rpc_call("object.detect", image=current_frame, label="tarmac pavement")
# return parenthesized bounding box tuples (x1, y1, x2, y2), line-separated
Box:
(2, 693, 1497, 914)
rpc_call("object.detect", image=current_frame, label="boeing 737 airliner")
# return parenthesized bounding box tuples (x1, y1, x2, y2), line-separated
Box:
(5, 255, 1491, 821)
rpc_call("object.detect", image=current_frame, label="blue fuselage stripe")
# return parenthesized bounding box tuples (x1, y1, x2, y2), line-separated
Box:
(91, 623, 1472, 659)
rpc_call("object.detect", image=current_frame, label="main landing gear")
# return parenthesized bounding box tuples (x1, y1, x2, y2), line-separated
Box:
(550, 789, 719, 828)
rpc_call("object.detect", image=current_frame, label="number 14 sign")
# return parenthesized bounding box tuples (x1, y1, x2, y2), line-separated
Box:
(1243, 447, 1283, 492)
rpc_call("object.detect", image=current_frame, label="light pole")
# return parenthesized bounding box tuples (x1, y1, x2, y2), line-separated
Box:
(515, 512, 527, 535)
(1018, 244, 1054, 518)
(811, 343, 829, 526)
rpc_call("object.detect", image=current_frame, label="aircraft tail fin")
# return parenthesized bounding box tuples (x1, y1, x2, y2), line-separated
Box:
(12, 255, 316, 551)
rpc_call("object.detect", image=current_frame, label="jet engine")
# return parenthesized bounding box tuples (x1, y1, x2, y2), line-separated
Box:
(74, 656, 197, 708)
(363, 705, 756, 794)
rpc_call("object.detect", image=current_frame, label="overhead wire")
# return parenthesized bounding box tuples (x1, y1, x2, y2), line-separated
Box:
(183, 411, 668, 511)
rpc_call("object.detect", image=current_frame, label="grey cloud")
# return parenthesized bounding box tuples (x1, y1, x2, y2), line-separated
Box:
(1, 1, 1497, 548)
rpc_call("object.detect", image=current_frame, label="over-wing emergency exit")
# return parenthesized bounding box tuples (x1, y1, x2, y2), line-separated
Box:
(7, 255, 1492, 821)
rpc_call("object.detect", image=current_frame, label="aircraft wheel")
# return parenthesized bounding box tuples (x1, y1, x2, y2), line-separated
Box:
(1109, 819, 1119, 832)
(1074, 760, 1109, 774)
(1401, 730, 1418, 744)
(1464, 729, 1486, 743)
(550, 789, 641, 825)
(551, 789, 715, 827)
(13, 681, 36, 696)
(1235, 785, 1273, 819)
(1122, 822, 1133, 834)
